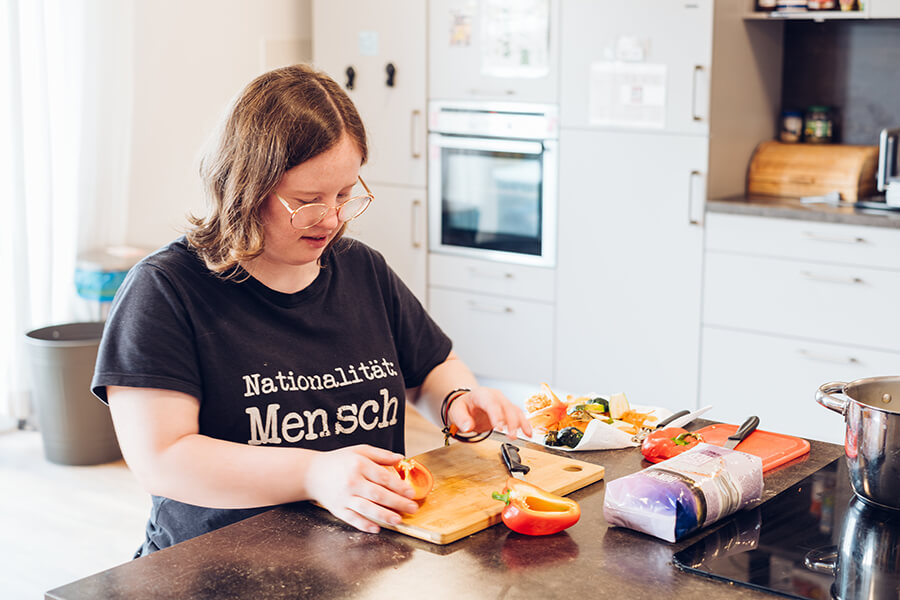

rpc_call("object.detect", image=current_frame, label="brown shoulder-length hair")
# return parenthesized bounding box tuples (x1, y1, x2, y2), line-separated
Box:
(187, 63, 368, 277)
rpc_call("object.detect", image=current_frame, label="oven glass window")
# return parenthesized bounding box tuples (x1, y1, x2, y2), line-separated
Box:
(440, 148, 542, 256)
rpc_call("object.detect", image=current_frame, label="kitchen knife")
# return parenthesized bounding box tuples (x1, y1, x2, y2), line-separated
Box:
(500, 442, 530, 480)
(631, 409, 691, 443)
(723, 416, 760, 450)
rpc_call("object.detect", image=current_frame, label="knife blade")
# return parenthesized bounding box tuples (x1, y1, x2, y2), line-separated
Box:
(501, 442, 530, 480)
(723, 416, 760, 450)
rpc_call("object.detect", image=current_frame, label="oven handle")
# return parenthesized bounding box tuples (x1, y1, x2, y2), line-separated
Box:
(429, 133, 544, 156)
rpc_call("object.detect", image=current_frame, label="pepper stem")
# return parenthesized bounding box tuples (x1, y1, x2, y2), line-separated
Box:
(492, 491, 511, 505)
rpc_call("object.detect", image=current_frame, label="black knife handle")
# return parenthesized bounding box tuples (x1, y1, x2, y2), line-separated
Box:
(501, 443, 530, 476)
(728, 415, 760, 444)
(655, 409, 691, 429)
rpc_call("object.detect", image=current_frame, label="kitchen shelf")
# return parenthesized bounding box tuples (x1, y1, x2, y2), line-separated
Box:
(744, 10, 867, 20)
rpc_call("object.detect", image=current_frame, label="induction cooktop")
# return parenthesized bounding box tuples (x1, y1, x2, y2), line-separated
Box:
(673, 458, 858, 599)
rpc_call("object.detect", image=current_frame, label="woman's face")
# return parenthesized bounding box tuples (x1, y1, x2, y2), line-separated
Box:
(260, 133, 363, 269)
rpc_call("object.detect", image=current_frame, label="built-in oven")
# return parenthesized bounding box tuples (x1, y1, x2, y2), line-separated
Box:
(427, 101, 558, 267)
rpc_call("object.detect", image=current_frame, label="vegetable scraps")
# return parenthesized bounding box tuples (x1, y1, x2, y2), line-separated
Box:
(492, 477, 581, 536)
(640, 427, 704, 463)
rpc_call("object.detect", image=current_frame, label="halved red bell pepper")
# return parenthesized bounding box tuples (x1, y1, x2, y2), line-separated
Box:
(390, 458, 434, 500)
(492, 477, 580, 536)
(640, 427, 704, 463)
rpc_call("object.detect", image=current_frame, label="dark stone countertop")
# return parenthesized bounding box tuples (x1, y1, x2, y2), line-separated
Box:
(708, 195, 900, 228)
(46, 430, 844, 600)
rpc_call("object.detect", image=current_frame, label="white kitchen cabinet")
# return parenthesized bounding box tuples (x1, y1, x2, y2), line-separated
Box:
(346, 184, 427, 302)
(553, 0, 779, 409)
(428, 287, 554, 383)
(559, 0, 713, 135)
(700, 212, 900, 442)
(554, 129, 707, 409)
(868, 0, 900, 18)
(700, 326, 898, 445)
(313, 0, 426, 188)
(427, 0, 561, 103)
(312, 0, 428, 302)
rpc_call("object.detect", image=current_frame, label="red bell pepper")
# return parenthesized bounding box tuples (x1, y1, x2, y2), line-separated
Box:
(640, 427, 704, 462)
(492, 477, 580, 536)
(389, 458, 434, 501)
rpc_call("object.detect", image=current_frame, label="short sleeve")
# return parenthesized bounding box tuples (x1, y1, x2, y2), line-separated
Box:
(91, 261, 202, 403)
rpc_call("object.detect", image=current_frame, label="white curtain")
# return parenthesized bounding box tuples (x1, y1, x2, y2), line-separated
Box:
(0, 0, 133, 425)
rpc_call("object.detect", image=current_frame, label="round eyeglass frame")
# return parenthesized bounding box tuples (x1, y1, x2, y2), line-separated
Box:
(276, 176, 374, 230)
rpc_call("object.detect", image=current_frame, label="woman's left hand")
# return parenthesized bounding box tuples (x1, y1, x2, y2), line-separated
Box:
(447, 387, 533, 440)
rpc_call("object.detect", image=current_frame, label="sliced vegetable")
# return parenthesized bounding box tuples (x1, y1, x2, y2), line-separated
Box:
(389, 458, 434, 500)
(492, 477, 581, 536)
(607, 392, 630, 419)
(526, 383, 568, 432)
(640, 427, 704, 462)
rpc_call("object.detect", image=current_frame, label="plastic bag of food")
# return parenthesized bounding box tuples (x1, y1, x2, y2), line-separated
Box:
(602, 443, 764, 542)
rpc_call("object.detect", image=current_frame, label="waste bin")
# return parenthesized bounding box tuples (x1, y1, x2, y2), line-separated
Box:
(24, 322, 121, 465)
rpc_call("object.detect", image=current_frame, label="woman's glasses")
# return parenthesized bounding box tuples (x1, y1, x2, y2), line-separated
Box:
(277, 176, 374, 230)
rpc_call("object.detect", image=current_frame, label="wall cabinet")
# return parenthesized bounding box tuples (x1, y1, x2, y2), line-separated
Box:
(312, 0, 427, 302)
(700, 213, 900, 443)
(427, 0, 561, 103)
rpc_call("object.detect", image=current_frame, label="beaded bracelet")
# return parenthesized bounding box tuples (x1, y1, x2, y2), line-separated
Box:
(440, 387, 492, 446)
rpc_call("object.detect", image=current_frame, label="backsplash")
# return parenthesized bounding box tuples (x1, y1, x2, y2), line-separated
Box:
(781, 20, 900, 146)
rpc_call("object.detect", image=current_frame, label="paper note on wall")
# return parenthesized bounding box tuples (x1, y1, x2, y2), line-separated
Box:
(480, 0, 549, 79)
(589, 62, 667, 129)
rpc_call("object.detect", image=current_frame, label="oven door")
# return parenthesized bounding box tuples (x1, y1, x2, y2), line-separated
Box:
(428, 133, 557, 267)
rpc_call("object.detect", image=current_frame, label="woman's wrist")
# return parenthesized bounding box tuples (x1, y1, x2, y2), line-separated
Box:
(440, 387, 491, 445)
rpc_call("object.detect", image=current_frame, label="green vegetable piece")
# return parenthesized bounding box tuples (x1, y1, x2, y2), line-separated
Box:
(544, 430, 561, 447)
(588, 397, 610, 412)
(557, 427, 584, 448)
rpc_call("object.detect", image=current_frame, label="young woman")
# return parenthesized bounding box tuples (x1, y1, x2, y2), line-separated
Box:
(91, 64, 531, 556)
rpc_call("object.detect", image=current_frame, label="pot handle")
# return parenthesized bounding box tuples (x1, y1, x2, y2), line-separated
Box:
(816, 381, 849, 415)
(804, 546, 837, 575)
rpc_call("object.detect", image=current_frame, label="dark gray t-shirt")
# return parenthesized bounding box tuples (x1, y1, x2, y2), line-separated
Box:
(92, 236, 451, 555)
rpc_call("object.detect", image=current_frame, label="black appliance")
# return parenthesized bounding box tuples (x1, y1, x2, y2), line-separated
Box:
(673, 458, 900, 599)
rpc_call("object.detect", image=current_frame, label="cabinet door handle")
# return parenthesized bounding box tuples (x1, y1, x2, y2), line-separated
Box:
(410, 109, 422, 159)
(800, 271, 865, 285)
(691, 65, 705, 122)
(468, 267, 515, 280)
(798, 348, 860, 366)
(467, 300, 514, 314)
(688, 169, 704, 225)
(411, 199, 423, 249)
(467, 88, 516, 97)
(802, 231, 867, 244)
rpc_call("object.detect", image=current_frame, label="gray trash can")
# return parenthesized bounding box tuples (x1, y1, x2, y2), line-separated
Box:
(24, 322, 121, 465)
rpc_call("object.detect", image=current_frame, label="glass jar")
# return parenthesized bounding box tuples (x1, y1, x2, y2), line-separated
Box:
(804, 106, 833, 144)
(780, 110, 804, 143)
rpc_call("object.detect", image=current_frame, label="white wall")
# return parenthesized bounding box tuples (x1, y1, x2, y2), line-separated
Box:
(126, 0, 312, 249)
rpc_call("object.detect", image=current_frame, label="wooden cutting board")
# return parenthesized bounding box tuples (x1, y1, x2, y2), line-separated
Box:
(384, 439, 605, 544)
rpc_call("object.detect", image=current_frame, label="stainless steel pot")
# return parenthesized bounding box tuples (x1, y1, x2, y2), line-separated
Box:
(816, 376, 900, 509)
(805, 495, 900, 600)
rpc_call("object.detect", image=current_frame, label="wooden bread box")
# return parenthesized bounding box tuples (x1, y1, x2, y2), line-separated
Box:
(747, 140, 878, 203)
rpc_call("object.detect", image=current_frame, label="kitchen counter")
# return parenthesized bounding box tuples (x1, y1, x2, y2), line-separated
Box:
(708, 195, 900, 228)
(46, 428, 843, 600)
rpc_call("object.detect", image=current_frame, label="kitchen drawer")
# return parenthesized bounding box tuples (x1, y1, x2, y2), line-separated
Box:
(703, 252, 900, 352)
(700, 326, 900, 445)
(428, 287, 554, 383)
(706, 213, 900, 271)
(428, 254, 555, 302)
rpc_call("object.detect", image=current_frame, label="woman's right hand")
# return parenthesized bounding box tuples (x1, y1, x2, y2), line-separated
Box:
(304, 444, 421, 534)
